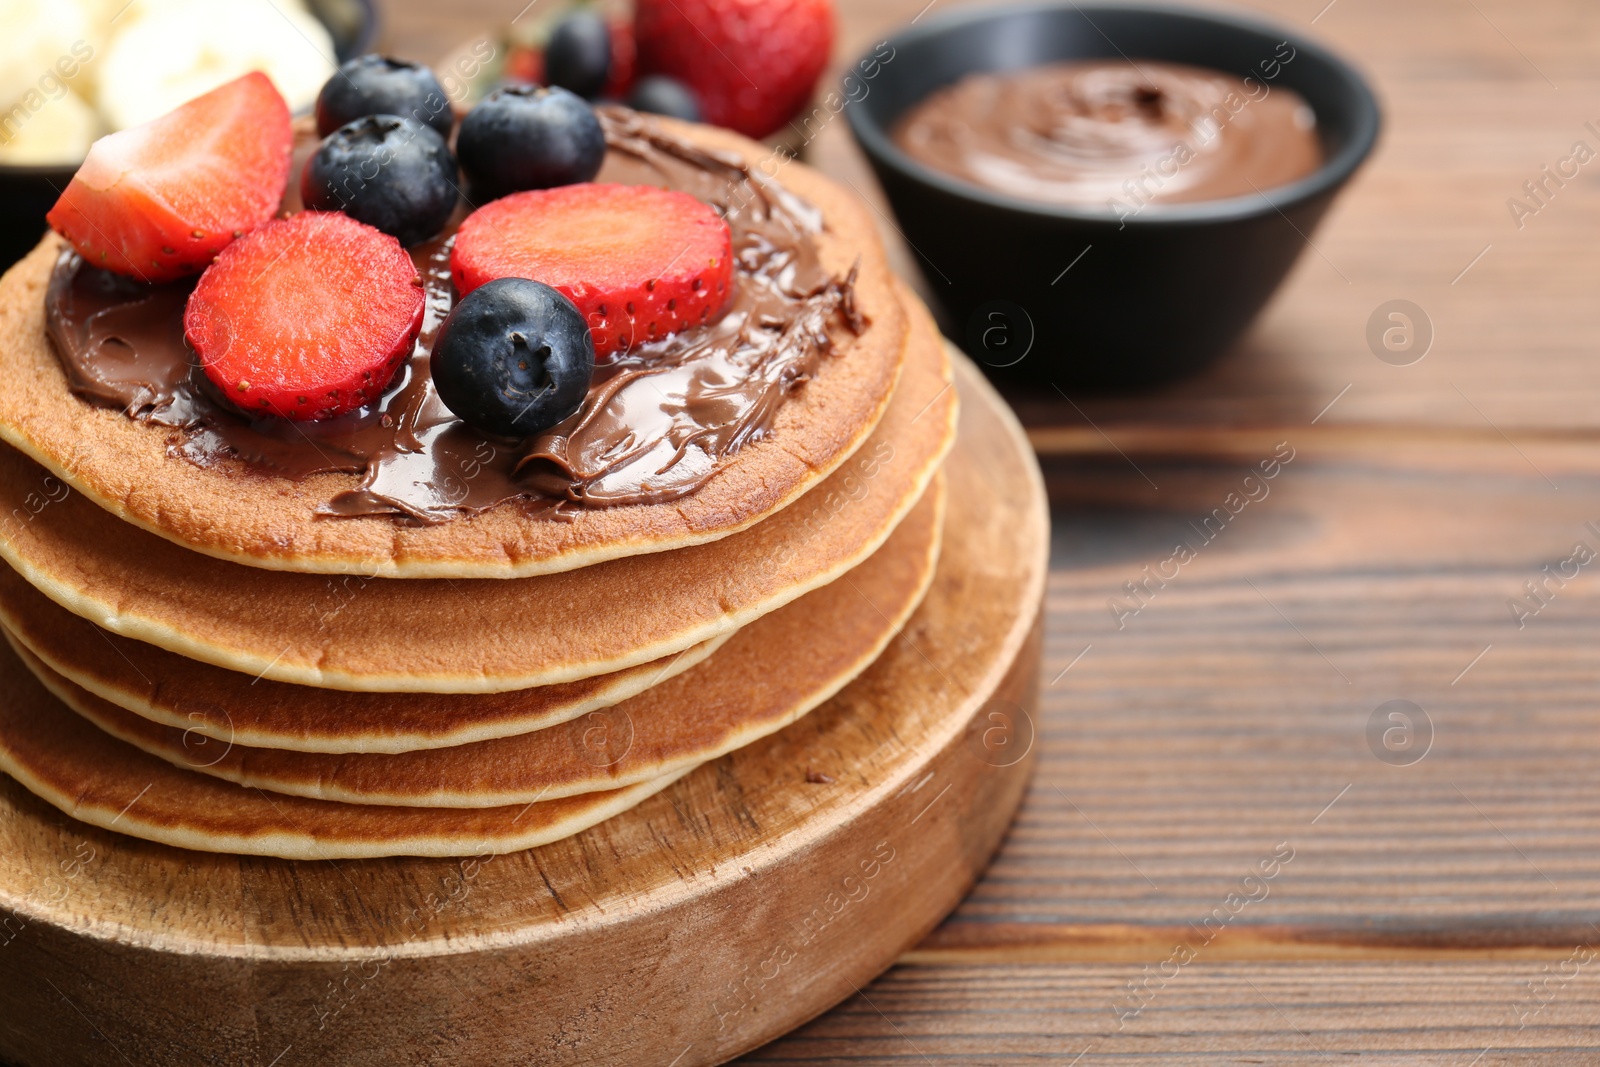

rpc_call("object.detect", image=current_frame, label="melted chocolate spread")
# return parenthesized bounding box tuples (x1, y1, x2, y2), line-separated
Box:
(893, 60, 1321, 207)
(45, 107, 862, 523)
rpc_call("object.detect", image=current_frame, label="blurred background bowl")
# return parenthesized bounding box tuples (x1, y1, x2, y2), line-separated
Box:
(0, 0, 378, 271)
(846, 1, 1381, 390)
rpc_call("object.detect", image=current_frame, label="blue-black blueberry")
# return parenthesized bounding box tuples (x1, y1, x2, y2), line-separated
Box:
(545, 10, 612, 100)
(301, 115, 459, 247)
(627, 76, 701, 122)
(316, 54, 455, 138)
(456, 85, 605, 203)
(430, 278, 596, 439)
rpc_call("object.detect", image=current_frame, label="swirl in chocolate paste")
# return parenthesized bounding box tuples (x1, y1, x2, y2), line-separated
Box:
(45, 107, 863, 523)
(892, 60, 1321, 207)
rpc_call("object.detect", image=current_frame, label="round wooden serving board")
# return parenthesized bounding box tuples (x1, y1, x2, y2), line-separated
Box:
(0, 353, 1047, 1067)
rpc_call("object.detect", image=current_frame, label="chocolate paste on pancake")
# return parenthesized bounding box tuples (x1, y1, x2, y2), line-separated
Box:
(44, 107, 862, 522)
(892, 59, 1321, 207)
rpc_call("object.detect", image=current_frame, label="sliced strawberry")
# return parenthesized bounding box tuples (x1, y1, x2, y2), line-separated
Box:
(450, 183, 733, 358)
(184, 212, 425, 421)
(47, 72, 291, 284)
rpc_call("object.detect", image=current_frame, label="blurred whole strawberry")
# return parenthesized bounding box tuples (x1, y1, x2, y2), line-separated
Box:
(635, 0, 835, 139)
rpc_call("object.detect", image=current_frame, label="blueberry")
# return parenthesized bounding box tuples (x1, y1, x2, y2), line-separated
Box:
(431, 278, 595, 438)
(457, 86, 605, 202)
(301, 115, 459, 247)
(316, 54, 454, 138)
(545, 10, 611, 100)
(627, 76, 701, 122)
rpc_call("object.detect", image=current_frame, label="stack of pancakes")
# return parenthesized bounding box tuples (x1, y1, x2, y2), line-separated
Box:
(0, 121, 960, 860)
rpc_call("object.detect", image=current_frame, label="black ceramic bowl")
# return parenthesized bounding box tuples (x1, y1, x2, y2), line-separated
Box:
(846, 1, 1381, 388)
(0, 0, 378, 271)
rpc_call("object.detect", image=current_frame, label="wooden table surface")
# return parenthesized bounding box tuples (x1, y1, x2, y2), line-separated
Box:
(401, 0, 1600, 1061)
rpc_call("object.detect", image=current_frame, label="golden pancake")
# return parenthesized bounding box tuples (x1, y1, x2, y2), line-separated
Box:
(12, 473, 942, 806)
(0, 639, 694, 859)
(0, 563, 726, 752)
(0, 118, 907, 578)
(0, 291, 955, 692)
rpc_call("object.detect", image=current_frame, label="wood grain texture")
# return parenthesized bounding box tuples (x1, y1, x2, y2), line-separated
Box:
(744, 961, 1600, 1064)
(926, 440, 1600, 959)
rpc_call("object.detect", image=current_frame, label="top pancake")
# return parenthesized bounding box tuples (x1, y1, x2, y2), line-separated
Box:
(0, 295, 954, 692)
(0, 117, 907, 578)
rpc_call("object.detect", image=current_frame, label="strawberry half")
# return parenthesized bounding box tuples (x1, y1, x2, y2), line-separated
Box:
(47, 72, 292, 284)
(184, 212, 425, 421)
(450, 183, 733, 358)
